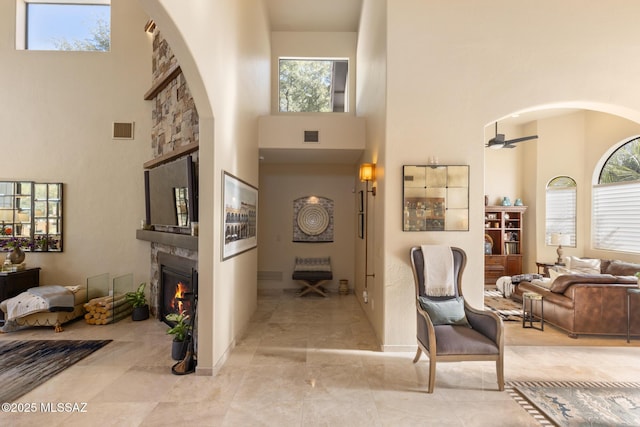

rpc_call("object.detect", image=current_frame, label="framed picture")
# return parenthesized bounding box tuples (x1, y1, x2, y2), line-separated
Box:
(222, 171, 258, 260)
(358, 213, 365, 239)
(358, 190, 364, 213)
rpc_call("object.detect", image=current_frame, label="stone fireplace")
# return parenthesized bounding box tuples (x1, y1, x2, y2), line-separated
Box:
(138, 28, 200, 322)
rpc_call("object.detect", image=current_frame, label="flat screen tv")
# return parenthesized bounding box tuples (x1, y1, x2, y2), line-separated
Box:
(144, 155, 197, 230)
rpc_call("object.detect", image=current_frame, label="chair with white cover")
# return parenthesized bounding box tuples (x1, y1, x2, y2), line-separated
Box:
(410, 245, 504, 393)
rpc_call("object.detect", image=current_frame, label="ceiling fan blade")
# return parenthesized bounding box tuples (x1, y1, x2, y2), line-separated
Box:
(504, 135, 538, 144)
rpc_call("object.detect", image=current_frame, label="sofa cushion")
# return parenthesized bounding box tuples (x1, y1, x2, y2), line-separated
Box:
(549, 273, 636, 293)
(566, 256, 601, 274)
(604, 260, 640, 277)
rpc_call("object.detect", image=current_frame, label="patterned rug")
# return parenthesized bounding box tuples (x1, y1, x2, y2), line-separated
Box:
(484, 288, 522, 321)
(508, 380, 640, 426)
(0, 340, 111, 402)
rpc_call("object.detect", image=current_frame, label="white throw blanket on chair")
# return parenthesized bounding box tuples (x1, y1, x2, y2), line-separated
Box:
(420, 245, 455, 297)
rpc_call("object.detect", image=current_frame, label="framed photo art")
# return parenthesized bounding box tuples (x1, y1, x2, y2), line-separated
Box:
(222, 171, 258, 260)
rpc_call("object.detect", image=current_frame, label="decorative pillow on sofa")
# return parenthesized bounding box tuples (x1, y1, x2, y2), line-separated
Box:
(566, 256, 601, 274)
(604, 260, 640, 277)
(418, 296, 470, 327)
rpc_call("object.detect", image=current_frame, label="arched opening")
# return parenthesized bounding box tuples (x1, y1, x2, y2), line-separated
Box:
(484, 103, 640, 283)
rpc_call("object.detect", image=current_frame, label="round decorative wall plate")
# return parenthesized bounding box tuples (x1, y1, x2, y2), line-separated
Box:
(297, 204, 329, 236)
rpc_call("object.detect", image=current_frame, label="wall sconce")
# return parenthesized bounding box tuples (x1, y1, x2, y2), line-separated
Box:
(550, 232, 570, 265)
(359, 163, 376, 196)
(359, 163, 377, 303)
(144, 19, 156, 34)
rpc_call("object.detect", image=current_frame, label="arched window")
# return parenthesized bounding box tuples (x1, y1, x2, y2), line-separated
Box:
(546, 176, 576, 247)
(593, 137, 640, 253)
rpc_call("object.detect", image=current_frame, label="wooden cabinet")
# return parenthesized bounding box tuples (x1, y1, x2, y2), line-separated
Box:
(0, 267, 40, 321)
(484, 206, 526, 285)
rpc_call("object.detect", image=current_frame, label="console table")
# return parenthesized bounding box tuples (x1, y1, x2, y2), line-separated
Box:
(0, 267, 40, 322)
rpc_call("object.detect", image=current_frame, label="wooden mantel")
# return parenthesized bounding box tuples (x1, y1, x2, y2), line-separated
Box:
(143, 141, 199, 169)
(144, 63, 182, 101)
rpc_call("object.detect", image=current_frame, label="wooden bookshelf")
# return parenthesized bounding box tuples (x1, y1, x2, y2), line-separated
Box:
(484, 205, 527, 285)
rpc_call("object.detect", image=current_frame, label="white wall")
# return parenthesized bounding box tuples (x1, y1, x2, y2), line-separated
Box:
(355, 0, 387, 346)
(0, 0, 152, 288)
(140, 0, 640, 359)
(140, 0, 271, 373)
(376, 0, 640, 349)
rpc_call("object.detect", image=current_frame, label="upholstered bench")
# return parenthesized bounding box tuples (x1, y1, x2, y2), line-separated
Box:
(292, 257, 332, 297)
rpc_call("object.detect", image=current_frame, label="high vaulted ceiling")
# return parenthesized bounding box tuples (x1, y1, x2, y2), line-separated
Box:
(265, 0, 362, 32)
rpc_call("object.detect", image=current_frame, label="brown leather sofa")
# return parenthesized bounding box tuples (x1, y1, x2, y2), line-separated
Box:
(512, 260, 640, 338)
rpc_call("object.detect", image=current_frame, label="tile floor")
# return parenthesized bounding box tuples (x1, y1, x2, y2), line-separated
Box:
(1, 289, 640, 426)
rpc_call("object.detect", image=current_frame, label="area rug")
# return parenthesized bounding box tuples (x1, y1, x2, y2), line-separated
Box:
(484, 288, 522, 321)
(0, 340, 111, 402)
(508, 380, 640, 426)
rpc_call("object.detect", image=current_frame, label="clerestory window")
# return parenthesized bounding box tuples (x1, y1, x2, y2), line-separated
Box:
(592, 137, 640, 253)
(17, 1, 110, 51)
(278, 58, 348, 113)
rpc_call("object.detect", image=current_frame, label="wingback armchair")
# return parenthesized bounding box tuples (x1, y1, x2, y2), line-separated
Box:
(410, 246, 504, 393)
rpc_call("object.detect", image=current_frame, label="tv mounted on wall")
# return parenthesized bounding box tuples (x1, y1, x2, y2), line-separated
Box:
(144, 155, 197, 231)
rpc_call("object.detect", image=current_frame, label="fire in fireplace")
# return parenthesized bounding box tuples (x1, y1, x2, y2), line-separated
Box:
(158, 252, 197, 325)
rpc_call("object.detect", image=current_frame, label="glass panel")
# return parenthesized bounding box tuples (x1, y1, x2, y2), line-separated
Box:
(279, 58, 348, 112)
(87, 273, 109, 301)
(403, 165, 469, 231)
(113, 273, 133, 298)
(26, 3, 110, 52)
(447, 187, 468, 209)
(48, 201, 60, 217)
(0, 181, 62, 252)
(49, 184, 60, 199)
(174, 187, 189, 227)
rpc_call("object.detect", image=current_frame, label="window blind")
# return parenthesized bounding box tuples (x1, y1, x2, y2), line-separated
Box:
(593, 180, 640, 253)
(546, 188, 576, 245)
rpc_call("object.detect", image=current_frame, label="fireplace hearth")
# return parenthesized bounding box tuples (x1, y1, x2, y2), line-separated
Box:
(158, 252, 197, 325)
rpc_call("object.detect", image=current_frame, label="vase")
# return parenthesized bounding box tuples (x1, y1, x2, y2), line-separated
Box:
(339, 279, 349, 295)
(172, 337, 189, 360)
(8, 247, 25, 264)
(131, 304, 149, 321)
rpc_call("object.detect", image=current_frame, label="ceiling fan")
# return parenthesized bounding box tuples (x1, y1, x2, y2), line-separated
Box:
(486, 122, 538, 149)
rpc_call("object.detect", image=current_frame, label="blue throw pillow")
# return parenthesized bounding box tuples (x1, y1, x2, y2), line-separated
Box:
(418, 296, 470, 327)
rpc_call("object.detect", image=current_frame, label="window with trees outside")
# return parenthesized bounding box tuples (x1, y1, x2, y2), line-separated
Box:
(593, 137, 640, 253)
(20, 1, 110, 51)
(546, 176, 576, 247)
(279, 58, 348, 113)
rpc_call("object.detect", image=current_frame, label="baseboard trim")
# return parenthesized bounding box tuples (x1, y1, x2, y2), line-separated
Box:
(380, 344, 417, 352)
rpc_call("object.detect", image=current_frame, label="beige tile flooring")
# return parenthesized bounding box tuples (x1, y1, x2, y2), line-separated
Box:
(2, 289, 640, 426)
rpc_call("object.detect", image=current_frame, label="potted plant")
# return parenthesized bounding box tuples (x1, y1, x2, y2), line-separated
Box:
(125, 282, 150, 321)
(166, 311, 191, 360)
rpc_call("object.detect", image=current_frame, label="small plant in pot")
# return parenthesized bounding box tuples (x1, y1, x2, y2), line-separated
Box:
(166, 311, 191, 360)
(125, 282, 150, 321)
